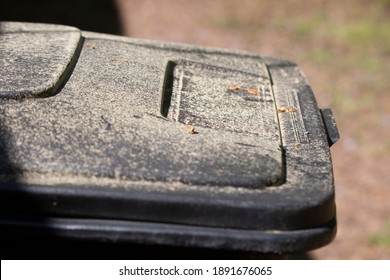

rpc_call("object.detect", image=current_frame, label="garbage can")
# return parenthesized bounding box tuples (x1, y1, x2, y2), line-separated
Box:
(0, 22, 339, 258)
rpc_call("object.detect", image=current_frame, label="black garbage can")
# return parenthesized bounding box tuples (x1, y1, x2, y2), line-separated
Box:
(0, 22, 339, 258)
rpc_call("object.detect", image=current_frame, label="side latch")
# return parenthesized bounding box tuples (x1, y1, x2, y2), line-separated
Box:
(320, 108, 340, 147)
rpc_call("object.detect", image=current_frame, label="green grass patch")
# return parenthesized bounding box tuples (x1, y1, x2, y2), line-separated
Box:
(211, 16, 243, 29)
(293, 11, 328, 39)
(369, 222, 390, 248)
(333, 21, 390, 54)
(304, 48, 333, 64)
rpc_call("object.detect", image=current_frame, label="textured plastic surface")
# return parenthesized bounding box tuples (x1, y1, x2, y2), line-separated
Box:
(0, 22, 81, 98)
(0, 22, 338, 253)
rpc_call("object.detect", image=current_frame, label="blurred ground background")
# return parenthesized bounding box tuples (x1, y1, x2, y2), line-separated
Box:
(1, 0, 389, 259)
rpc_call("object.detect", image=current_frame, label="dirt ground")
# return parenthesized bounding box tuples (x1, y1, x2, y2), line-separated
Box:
(1, 0, 389, 259)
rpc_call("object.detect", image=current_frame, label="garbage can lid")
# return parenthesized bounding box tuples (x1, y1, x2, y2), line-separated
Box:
(0, 22, 338, 253)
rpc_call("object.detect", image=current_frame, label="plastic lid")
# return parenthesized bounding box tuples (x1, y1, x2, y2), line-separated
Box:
(0, 23, 336, 249)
